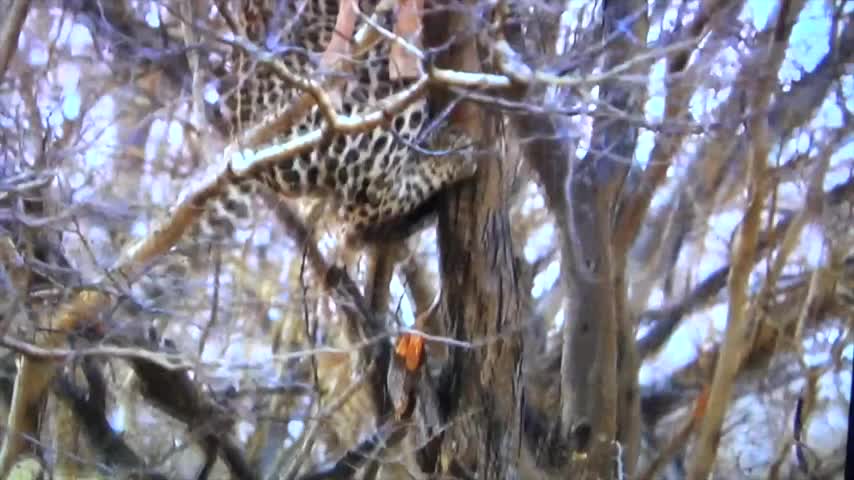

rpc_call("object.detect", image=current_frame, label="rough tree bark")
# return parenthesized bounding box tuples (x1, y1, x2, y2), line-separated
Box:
(424, 2, 526, 478)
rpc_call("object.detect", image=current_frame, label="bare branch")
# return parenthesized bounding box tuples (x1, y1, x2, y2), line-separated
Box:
(613, 0, 741, 253)
(0, 335, 192, 371)
(688, 2, 807, 476)
(0, 0, 30, 82)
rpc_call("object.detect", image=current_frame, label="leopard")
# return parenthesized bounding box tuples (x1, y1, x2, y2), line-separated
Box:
(194, 0, 478, 247)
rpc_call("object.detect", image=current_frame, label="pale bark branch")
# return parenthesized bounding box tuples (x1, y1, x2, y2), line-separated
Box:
(637, 208, 795, 359)
(688, 2, 807, 477)
(561, 1, 650, 476)
(613, 0, 739, 253)
(0, 335, 192, 370)
(628, 1, 853, 317)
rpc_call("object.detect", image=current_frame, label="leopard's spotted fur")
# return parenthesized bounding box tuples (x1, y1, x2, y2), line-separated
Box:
(198, 0, 476, 245)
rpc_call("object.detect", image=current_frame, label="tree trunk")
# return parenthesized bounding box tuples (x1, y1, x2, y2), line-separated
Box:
(425, 2, 526, 477)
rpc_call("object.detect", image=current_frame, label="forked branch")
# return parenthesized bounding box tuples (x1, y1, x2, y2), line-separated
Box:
(687, 1, 806, 477)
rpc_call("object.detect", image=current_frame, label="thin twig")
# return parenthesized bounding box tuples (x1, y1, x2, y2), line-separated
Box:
(198, 248, 223, 357)
(0, 335, 192, 371)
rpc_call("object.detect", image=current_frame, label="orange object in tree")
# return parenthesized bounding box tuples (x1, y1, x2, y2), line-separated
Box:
(394, 333, 425, 372)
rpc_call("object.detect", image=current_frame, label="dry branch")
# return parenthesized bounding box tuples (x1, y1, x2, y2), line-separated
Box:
(0, 8, 404, 476)
(500, 0, 651, 473)
(259, 192, 408, 478)
(52, 362, 168, 479)
(0, 0, 30, 82)
(627, 4, 853, 316)
(539, 0, 650, 475)
(0, 289, 113, 476)
(0, 335, 192, 371)
(687, 2, 806, 477)
(0, 12, 431, 472)
(129, 336, 258, 479)
(613, 0, 738, 253)
(636, 214, 795, 359)
(638, 387, 709, 480)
